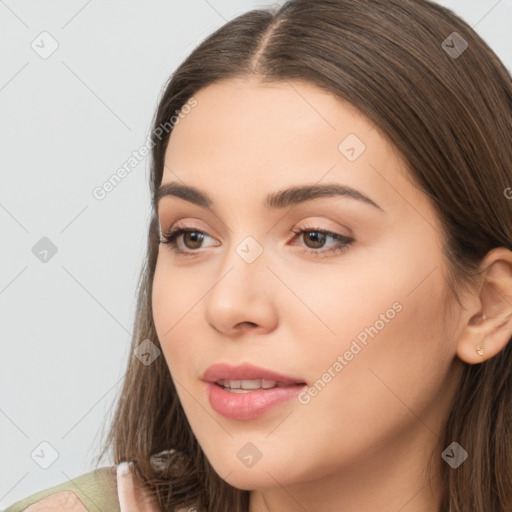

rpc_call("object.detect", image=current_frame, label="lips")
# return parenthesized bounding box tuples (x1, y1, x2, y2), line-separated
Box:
(202, 362, 307, 386)
(202, 363, 307, 420)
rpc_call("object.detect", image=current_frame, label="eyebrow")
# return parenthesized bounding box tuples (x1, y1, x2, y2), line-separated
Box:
(154, 182, 383, 212)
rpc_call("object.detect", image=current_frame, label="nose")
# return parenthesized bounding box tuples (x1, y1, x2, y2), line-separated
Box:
(203, 240, 279, 337)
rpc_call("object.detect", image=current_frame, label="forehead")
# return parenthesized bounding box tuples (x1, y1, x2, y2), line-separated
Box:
(165, 78, 402, 184)
(166, 77, 377, 161)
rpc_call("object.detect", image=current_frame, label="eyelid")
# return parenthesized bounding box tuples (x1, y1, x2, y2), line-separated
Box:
(290, 216, 353, 237)
(160, 219, 215, 238)
(159, 216, 350, 238)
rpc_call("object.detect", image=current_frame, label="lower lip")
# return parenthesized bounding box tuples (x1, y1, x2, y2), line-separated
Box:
(206, 382, 306, 420)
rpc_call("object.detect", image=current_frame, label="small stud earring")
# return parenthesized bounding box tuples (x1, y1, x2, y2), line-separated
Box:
(475, 313, 486, 356)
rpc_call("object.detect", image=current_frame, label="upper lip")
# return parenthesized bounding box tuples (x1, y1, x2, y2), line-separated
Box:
(202, 362, 307, 385)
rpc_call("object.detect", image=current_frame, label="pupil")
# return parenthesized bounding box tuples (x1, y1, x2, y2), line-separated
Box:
(305, 231, 325, 249)
(185, 232, 203, 249)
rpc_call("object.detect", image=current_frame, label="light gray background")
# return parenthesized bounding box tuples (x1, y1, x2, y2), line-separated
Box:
(1, 0, 510, 508)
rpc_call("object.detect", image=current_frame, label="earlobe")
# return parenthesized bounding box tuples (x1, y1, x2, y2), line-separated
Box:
(474, 313, 486, 357)
(456, 312, 488, 364)
(455, 248, 512, 365)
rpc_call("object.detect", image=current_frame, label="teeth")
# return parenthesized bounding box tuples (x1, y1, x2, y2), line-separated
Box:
(216, 379, 279, 390)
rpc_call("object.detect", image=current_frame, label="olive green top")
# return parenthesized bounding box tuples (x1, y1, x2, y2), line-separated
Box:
(3, 466, 120, 512)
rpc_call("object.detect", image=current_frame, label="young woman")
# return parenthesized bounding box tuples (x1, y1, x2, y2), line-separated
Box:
(6, 0, 512, 510)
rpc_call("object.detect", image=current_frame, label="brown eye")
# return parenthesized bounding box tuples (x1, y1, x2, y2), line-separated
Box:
(302, 230, 327, 249)
(181, 231, 205, 250)
(290, 226, 355, 258)
(160, 225, 218, 256)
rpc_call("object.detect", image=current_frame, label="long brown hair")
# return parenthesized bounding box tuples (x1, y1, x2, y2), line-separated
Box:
(94, 1, 512, 510)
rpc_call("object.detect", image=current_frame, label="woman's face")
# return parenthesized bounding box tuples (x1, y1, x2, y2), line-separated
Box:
(152, 77, 463, 503)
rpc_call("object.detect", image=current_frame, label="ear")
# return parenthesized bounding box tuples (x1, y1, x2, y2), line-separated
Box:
(456, 247, 512, 364)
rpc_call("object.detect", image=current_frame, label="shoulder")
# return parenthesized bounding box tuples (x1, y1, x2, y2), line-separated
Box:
(22, 491, 89, 511)
(3, 466, 120, 512)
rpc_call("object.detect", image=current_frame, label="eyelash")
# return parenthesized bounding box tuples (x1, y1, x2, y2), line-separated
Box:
(160, 222, 355, 258)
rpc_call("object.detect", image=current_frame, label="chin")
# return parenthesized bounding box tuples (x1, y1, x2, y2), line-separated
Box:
(221, 469, 282, 491)
(204, 450, 300, 490)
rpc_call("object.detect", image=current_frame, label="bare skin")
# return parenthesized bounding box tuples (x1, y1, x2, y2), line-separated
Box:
(152, 76, 512, 512)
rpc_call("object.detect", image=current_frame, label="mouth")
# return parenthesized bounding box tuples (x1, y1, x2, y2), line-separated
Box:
(202, 363, 307, 420)
(214, 378, 301, 392)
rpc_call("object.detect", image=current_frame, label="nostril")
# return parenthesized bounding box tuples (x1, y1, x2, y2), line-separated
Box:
(238, 321, 258, 328)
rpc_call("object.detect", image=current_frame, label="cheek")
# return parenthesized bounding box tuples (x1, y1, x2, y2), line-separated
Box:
(151, 258, 194, 371)
(151, 255, 220, 391)
(308, 269, 453, 437)
(287, 251, 453, 430)
(263, 281, 452, 481)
